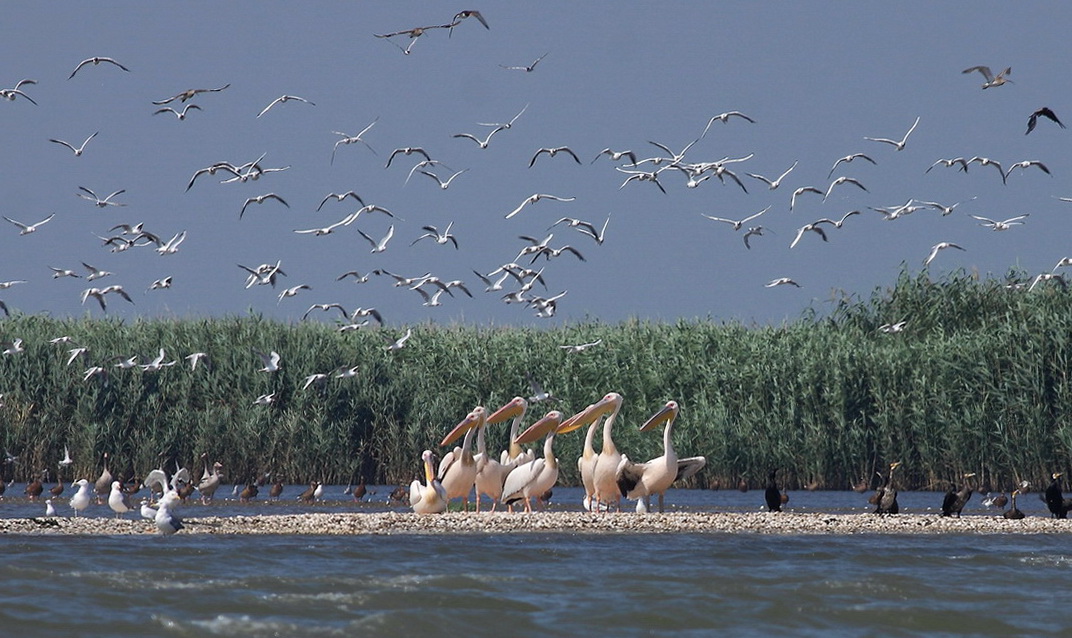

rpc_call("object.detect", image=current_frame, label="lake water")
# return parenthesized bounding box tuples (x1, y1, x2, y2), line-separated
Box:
(2, 486, 1070, 637)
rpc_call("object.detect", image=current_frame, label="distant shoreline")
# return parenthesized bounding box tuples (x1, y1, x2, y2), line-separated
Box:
(3, 511, 1071, 536)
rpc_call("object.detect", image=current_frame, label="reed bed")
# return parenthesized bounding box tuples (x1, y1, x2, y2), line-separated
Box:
(1, 269, 1071, 492)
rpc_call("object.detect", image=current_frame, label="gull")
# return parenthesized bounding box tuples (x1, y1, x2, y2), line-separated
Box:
(153, 104, 202, 120)
(349, 307, 384, 324)
(617, 168, 667, 194)
(302, 373, 330, 390)
(966, 156, 1006, 184)
(374, 269, 432, 288)
(114, 354, 139, 369)
(765, 277, 801, 288)
(82, 262, 113, 281)
(1030, 273, 1067, 292)
(864, 116, 920, 151)
(647, 138, 700, 166)
(155, 230, 187, 255)
(152, 83, 231, 105)
(147, 276, 172, 292)
(51, 266, 81, 279)
(385, 328, 412, 351)
(477, 103, 528, 130)
(917, 198, 973, 216)
(336, 270, 370, 283)
(924, 242, 965, 267)
(49, 335, 75, 344)
(550, 215, 611, 244)
(529, 146, 581, 168)
(419, 168, 468, 189)
(925, 157, 969, 174)
(500, 52, 548, 72)
(254, 393, 276, 406)
(141, 348, 176, 372)
(1004, 160, 1051, 180)
(69, 56, 130, 79)
(185, 352, 210, 370)
(970, 214, 1028, 231)
(1026, 107, 1065, 135)
(473, 269, 517, 292)
(302, 303, 347, 321)
(790, 223, 829, 249)
(790, 186, 823, 211)
(186, 161, 243, 191)
(385, 147, 431, 169)
(453, 127, 505, 149)
(592, 148, 637, 165)
(77, 186, 126, 207)
(221, 161, 290, 184)
(531, 292, 566, 318)
(4, 213, 54, 235)
(81, 285, 133, 311)
(0, 280, 25, 291)
(526, 372, 556, 403)
(411, 222, 459, 249)
(294, 217, 349, 236)
(962, 66, 1012, 89)
(700, 111, 756, 137)
(1052, 257, 1072, 273)
(240, 193, 289, 219)
(257, 94, 315, 117)
(746, 161, 797, 190)
(516, 234, 554, 261)
(45, 499, 56, 517)
(879, 320, 909, 334)
(823, 176, 869, 201)
(49, 131, 98, 156)
(373, 23, 451, 54)
(2, 338, 23, 355)
(67, 347, 89, 366)
(318, 191, 365, 211)
(505, 193, 575, 219)
(254, 349, 282, 372)
(743, 226, 767, 250)
(449, 10, 489, 35)
(701, 206, 770, 231)
(814, 210, 862, 229)
(414, 287, 447, 307)
(560, 339, 602, 354)
(277, 284, 311, 302)
(83, 365, 107, 382)
(331, 121, 379, 164)
(828, 153, 876, 178)
(871, 200, 926, 221)
(59, 446, 74, 468)
(358, 225, 395, 253)
(0, 79, 38, 104)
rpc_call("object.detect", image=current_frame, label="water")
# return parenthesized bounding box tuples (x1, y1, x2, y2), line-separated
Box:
(2, 488, 1071, 636)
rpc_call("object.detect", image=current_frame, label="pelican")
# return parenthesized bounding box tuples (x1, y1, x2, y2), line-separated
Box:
(410, 450, 447, 514)
(864, 116, 920, 151)
(615, 400, 707, 513)
(501, 411, 568, 512)
(487, 397, 535, 467)
(471, 412, 510, 512)
(438, 407, 485, 511)
(587, 392, 627, 512)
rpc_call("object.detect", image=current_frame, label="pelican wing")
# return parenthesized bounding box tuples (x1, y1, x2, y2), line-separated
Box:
(675, 456, 707, 482)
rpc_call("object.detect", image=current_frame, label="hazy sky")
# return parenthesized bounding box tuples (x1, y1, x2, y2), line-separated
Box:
(1, 3, 1069, 328)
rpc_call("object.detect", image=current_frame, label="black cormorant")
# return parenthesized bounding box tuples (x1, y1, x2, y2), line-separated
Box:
(1003, 489, 1025, 520)
(1045, 473, 1069, 519)
(874, 462, 902, 514)
(941, 472, 976, 517)
(764, 470, 781, 512)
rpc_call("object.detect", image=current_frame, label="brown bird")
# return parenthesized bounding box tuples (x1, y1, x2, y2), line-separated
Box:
(25, 470, 45, 500)
(270, 480, 284, 499)
(94, 452, 113, 503)
(352, 478, 368, 501)
(240, 483, 259, 502)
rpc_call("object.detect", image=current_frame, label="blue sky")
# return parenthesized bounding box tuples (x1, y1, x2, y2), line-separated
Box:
(1, 3, 1069, 328)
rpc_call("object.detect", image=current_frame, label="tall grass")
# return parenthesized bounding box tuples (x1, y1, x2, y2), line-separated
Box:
(1, 268, 1071, 491)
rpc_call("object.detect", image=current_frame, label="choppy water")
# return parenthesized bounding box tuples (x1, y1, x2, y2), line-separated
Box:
(2, 487, 1071, 637)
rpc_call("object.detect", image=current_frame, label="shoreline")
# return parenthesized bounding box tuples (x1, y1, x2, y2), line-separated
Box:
(3, 511, 1071, 536)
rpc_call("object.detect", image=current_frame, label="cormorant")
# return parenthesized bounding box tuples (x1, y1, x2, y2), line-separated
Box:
(941, 472, 976, 517)
(874, 462, 902, 514)
(1045, 473, 1072, 518)
(764, 470, 781, 512)
(1003, 489, 1025, 520)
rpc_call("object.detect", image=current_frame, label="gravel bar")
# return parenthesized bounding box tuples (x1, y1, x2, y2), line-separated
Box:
(3, 511, 1072, 536)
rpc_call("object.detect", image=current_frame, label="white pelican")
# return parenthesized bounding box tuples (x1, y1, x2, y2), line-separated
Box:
(410, 450, 447, 514)
(472, 416, 506, 512)
(501, 411, 568, 512)
(487, 397, 534, 466)
(576, 409, 602, 511)
(438, 407, 485, 511)
(588, 392, 627, 512)
(615, 401, 707, 513)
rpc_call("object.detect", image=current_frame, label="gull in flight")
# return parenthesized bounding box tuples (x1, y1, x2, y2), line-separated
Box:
(302, 303, 348, 321)
(82, 262, 113, 281)
(924, 242, 965, 267)
(141, 348, 177, 372)
(1026, 107, 1065, 135)
(254, 349, 282, 372)
(790, 186, 823, 212)
(592, 148, 638, 166)
(146, 276, 172, 292)
(385, 147, 431, 169)
(294, 217, 349, 236)
(240, 193, 289, 219)
(560, 339, 603, 354)
(81, 285, 134, 311)
(925, 157, 969, 174)
(49, 131, 98, 156)
(813, 210, 862, 229)
(238, 262, 285, 288)
(65, 346, 87, 365)
(411, 222, 459, 249)
(617, 167, 668, 194)
(1004, 160, 1051, 181)
(879, 320, 909, 334)
(529, 146, 581, 168)
(700, 111, 756, 137)
(156, 230, 187, 255)
(449, 10, 489, 36)
(962, 66, 1012, 89)
(69, 56, 130, 79)
(477, 103, 528, 130)
(186, 352, 210, 370)
(152, 83, 230, 105)
(254, 393, 276, 406)
(701, 206, 770, 231)
(51, 267, 80, 279)
(385, 328, 412, 351)
(743, 226, 767, 250)
(790, 223, 829, 249)
(414, 287, 447, 307)
(1029, 273, 1067, 292)
(77, 186, 126, 207)
(970, 214, 1028, 231)
(331, 119, 378, 163)
(500, 52, 548, 72)
(864, 116, 920, 151)
(828, 153, 876, 178)
(4, 213, 54, 235)
(358, 225, 395, 253)
(302, 373, 330, 391)
(153, 104, 202, 120)
(0, 78, 37, 105)
(916, 198, 973, 216)
(453, 127, 505, 149)
(2, 338, 24, 355)
(419, 168, 468, 189)
(257, 94, 315, 117)
(335, 365, 360, 378)
(746, 161, 797, 190)
(823, 176, 869, 201)
(765, 277, 801, 288)
(966, 156, 1006, 184)
(317, 191, 365, 211)
(277, 284, 311, 303)
(550, 214, 611, 244)
(505, 193, 575, 219)
(336, 270, 370, 284)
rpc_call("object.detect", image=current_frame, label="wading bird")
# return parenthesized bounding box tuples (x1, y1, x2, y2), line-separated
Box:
(962, 65, 1011, 89)
(616, 400, 707, 513)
